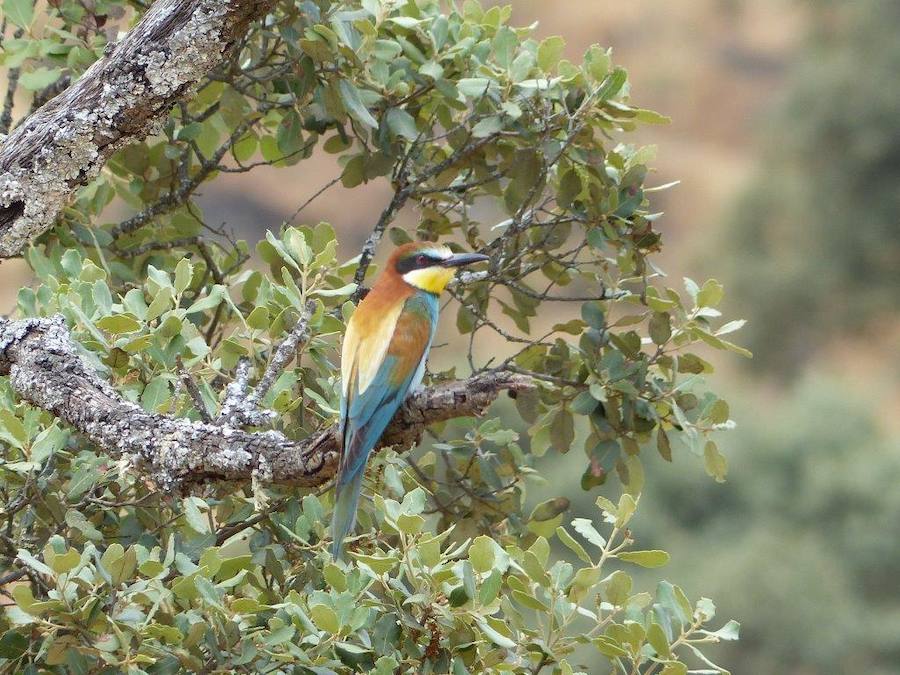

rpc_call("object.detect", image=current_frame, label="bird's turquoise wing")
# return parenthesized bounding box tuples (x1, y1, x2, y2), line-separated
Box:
(332, 292, 438, 557)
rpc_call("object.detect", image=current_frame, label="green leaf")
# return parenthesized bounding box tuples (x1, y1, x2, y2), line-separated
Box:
(596, 67, 627, 101)
(0, 410, 27, 449)
(185, 285, 225, 315)
(581, 301, 605, 329)
(174, 258, 193, 294)
(371, 38, 402, 60)
(2, 0, 32, 29)
(571, 518, 606, 549)
(386, 107, 418, 140)
(309, 604, 340, 633)
(479, 569, 502, 605)
(16, 549, 53, 577)
(472, 115, 502, 138)
(457, 77, 496, 97)
(468, 536, 495, 573)
(352, 553, 399, 575)
(0, 630, 28, 659)
(530, 497, 570, 522)
(593, 635, 628, 658)
(703, 440, 728, 482)
(30, 424, 66, 463)
(708, 399, 730, 424)
(513, 589, 549, 612)
(659, 664, 688, 675)
(586, 45, 611, 80)
(716, 319, 746, 336)
(397, 513, 424, 534)
(96, 314, 142, 334)
(246, 306, 270, 330)
(323, 563, 346, 591)
(657, 581, 691, 625)
(141, 377, 169, 412)
(522, 550, 551, 587)
(657, 428, 672, 462)
(338, 79, 378, 129)
(570, 566, 601, 597)
(618, 550, 670, 568)
(616, 493, 637, 527)
(145, 287, 174, 322)
(647, 622, 671, 658)
(182, 497, 210, 534)
(313, 283, 357, 298)
(550, 408, 574, 453)
(65, 509, 101, 540)
(476, 618, 516, 649)
(556, 526, 592, 565)
(418, 60, 444, 80)
(47, 548, 80, 575)
(697, 279, 724, 308)
(649, 312, 672, 345)
(634, 109, 672, 125)
(703, 619, 741, 641)
(537, 36, 566, 71)
(514, 387, 540, 424)
(602, 570, 632, 606)
(570, 390, 599, 415)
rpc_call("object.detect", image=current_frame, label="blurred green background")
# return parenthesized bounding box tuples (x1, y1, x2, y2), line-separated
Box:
(1, 1, 897, 672)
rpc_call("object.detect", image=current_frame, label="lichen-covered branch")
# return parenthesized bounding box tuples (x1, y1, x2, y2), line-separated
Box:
(0, 316, 530, 491)
(0, 0, 275, 258)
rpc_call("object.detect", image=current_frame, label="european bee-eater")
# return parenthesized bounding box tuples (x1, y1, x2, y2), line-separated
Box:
(331, 241, 489, 559)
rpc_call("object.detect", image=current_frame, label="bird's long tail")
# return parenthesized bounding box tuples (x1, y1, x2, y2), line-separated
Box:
(331, 467, 365, 560)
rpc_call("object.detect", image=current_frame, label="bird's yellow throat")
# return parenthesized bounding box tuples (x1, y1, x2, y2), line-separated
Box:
(402, 266, 456, 294)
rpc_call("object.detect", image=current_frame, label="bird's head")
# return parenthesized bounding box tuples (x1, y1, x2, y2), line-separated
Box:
(388, 242, 489, 294)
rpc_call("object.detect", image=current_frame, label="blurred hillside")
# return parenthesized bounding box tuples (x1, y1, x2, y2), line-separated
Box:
(522, 3, 900, 674)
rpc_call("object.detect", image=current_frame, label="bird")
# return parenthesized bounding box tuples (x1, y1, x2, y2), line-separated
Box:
(331, 241, 489, 559)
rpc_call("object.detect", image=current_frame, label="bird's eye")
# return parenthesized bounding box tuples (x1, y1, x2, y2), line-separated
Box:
(416, 254, 428, 266)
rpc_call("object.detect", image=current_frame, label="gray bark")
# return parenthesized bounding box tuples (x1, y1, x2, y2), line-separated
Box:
(0, 0, 275, 258)
(0, 315, 530, 491)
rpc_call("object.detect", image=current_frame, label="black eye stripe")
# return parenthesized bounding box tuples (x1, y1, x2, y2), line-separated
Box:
(396, 252, 443, 274)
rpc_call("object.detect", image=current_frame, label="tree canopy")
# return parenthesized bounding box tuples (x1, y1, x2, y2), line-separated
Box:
(0, 1, 746, 672)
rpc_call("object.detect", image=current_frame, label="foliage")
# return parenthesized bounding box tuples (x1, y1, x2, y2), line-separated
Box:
(0, 0, 746, 672)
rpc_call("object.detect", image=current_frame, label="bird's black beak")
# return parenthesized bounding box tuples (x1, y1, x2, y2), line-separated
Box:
(442, 252, 490, 268)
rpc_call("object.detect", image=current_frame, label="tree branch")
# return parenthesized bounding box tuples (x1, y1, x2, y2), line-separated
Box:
(0, 0, 275, 258)
(0, 316, 530, 492)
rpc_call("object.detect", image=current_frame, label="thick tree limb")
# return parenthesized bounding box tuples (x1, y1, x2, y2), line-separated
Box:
(0, 316, 530, 491)
(0, 0, 275, 258)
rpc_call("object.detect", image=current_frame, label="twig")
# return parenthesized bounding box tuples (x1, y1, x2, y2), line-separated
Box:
(111, 120, 259, 240)
(176, 356, 212, 422)
(248, 299, 316, 407)
(350, 187, 411, 301)
(0, 28, 23, 135)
